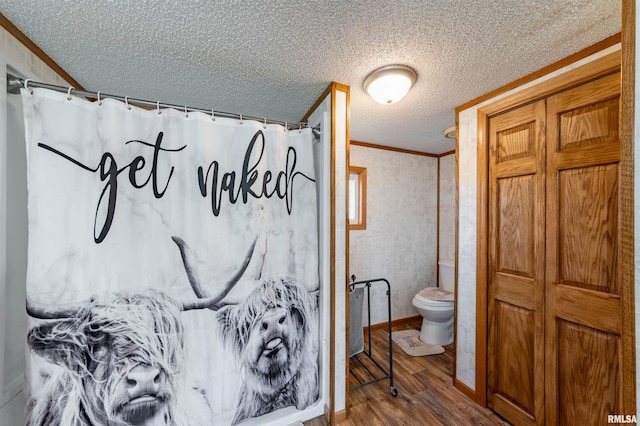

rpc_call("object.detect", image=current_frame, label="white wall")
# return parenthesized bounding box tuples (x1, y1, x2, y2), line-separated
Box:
(349, 145, 438, 325)
(438, 153, 456, 264)
(307, 94, 333, 421)
(456, 43, 622, 391)
(306, 86, 349, 417)
(333, 89, 348, 414)
(0, 24, 75, 424)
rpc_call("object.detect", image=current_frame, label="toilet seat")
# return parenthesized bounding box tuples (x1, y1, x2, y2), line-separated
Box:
(414, 288, 454, 307)
(413, 298, 454, 313)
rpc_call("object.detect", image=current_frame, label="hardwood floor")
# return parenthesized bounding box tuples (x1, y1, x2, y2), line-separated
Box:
(305, 320, 510, 426)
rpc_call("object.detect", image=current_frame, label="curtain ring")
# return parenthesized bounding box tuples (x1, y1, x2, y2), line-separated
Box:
(184, 105, 189, 118)
(157, 101, 161, 114)
(125, 96, 131, 110)
(66, 86, 74, 101)
(211, 110, 215, 121)
(97, 91, 102, 106)
(24, 79, 33, 95)
(284, 122, 288, 132)
(239, 114, 243, 125)
(263, 118, 267, 129)
(299, 123, 302, 133)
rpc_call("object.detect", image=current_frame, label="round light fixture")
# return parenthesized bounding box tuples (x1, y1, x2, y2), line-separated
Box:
(363, 65, 417, 104)
(444, 126, 456, 139)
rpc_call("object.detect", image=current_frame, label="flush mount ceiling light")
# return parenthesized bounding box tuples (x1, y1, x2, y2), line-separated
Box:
(444, 126, 456, 139)
(363, 65, 418, 104)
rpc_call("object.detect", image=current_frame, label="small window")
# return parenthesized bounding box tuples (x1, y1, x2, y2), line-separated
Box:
(349, 166, 367, 230)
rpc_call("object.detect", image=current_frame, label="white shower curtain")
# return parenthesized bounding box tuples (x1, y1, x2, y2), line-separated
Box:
(21, 87, 319, 425)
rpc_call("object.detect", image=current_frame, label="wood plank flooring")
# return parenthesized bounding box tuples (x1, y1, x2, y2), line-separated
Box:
(305, 320, 510, 426)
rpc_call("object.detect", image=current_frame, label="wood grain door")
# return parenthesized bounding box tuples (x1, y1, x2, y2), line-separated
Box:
(487, 100, 546, 425)
(545, 72, 622, 425)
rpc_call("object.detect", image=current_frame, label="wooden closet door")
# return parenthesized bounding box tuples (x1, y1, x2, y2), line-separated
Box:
(545, 72, 621, 425)
(487, 100, 546, 425)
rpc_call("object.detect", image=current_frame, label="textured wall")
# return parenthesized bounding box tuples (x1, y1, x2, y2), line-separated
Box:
(438, 154, 456, 264)
(456, 43, 622, 391)
(456, 108, 479, 390)
(349, 145, 438, 326)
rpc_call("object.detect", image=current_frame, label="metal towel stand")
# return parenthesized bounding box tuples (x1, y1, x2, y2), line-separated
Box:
(348, 276, 398, 397)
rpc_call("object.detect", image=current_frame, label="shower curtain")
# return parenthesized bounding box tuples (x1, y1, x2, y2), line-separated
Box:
(21, 88, 319, 426)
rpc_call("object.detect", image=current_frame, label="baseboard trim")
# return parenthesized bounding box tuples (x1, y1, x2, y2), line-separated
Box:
(454, 378, 481, 405)
(364, 315, 421, 333)
(334, 409, 348, 424)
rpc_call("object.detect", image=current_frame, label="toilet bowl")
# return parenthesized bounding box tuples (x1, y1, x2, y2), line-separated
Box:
(412, 260, 455, 345)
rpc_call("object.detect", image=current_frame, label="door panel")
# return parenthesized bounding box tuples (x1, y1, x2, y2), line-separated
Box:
(555, 79, 619, 151)
(497, 175, 535, 277)
(559, 164, 618, 293)
(495, 301, 535, 413)
(545, 72, 622, 425)
(497, 122, 536, 162)
(557, 320, 620, 425)
(487, 100, 545, 425)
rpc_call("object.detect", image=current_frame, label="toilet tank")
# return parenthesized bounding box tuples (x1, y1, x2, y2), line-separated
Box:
(438, 260, 455, 293)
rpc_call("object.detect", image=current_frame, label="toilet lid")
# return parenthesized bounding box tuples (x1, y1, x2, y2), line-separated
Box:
(418, 287, 454, 301)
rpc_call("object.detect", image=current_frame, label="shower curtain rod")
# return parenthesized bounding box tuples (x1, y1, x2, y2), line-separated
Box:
(6, 73, 320, 138)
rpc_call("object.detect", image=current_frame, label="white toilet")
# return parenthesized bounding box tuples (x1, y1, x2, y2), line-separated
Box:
(412, 260, 455, 345)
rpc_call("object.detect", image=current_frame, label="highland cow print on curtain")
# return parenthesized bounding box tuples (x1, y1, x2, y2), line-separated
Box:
(21, 88, 319, 426)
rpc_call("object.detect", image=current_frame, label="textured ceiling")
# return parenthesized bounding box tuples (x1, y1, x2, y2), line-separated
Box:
(1, 1, 621, 154)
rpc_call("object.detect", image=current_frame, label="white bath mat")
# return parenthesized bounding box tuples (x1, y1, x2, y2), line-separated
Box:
(392, 329, 445, 357)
